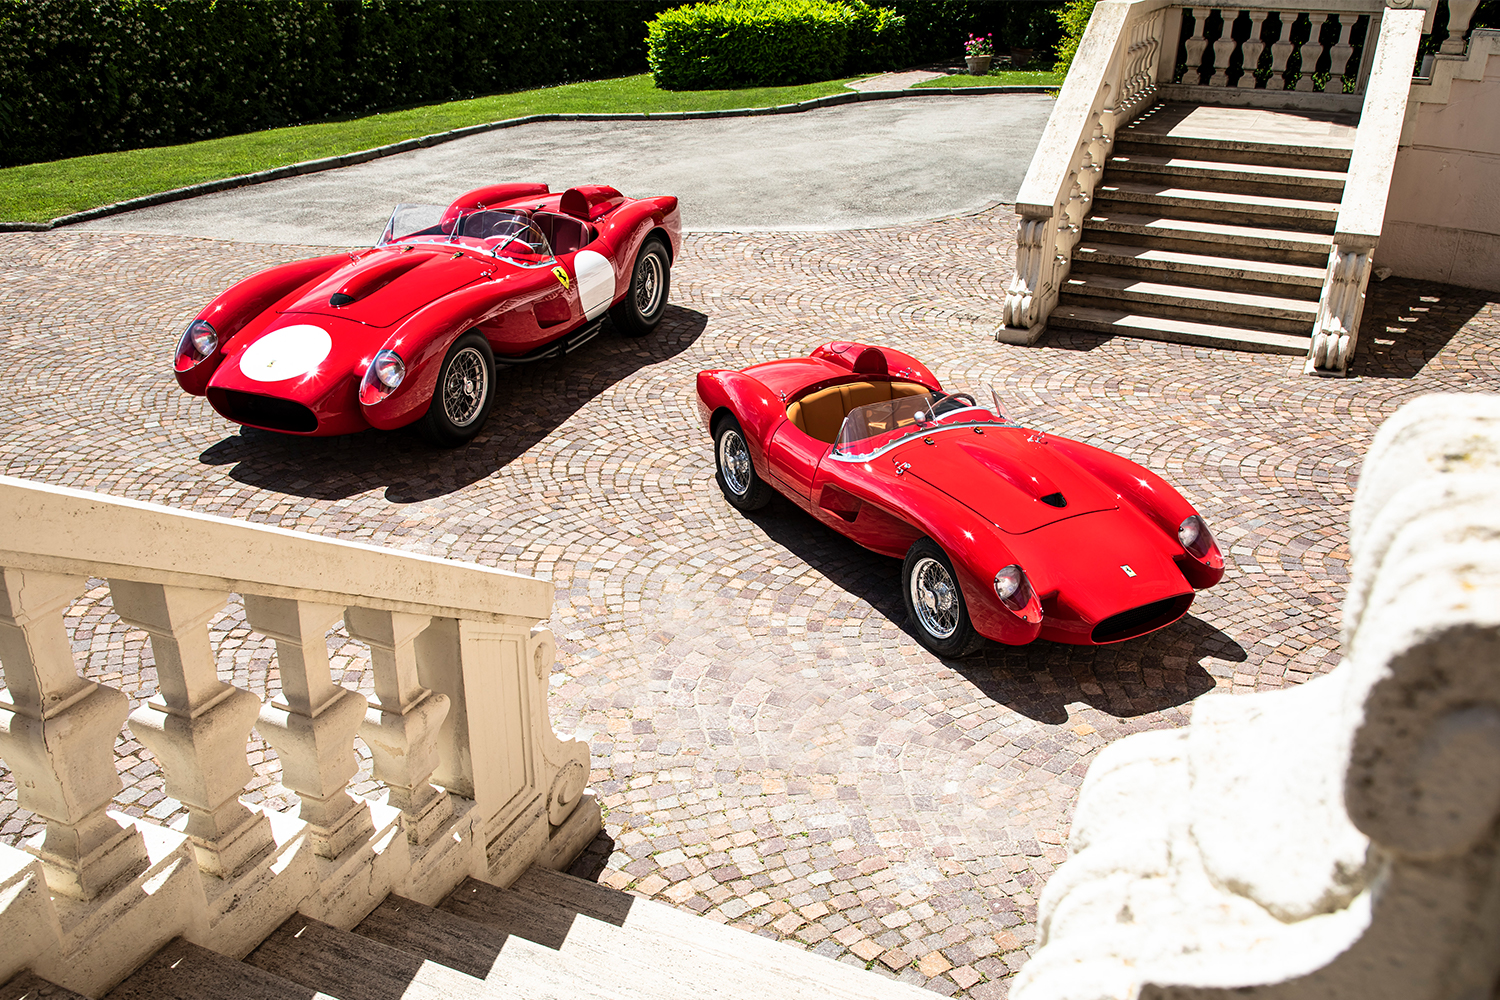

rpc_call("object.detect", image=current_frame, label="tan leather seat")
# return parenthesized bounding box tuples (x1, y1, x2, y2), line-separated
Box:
(786, 380, 930, 444)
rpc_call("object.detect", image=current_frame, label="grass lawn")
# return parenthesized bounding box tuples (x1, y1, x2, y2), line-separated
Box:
(0, 73, 855, 225)
(915, 70, 1062, 88)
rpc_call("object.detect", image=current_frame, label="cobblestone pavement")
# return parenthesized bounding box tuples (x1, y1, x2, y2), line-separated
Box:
(2, 213, 1498, 998)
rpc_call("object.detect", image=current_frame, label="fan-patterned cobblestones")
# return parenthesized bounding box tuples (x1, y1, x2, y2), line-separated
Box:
(1, 211, 1498, 997)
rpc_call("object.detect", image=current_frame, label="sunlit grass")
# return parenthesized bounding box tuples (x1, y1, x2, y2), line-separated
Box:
(914, 70, 1063, 88)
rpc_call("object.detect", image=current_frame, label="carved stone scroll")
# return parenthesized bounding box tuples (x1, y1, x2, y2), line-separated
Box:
(1306, 245, 1372, 375)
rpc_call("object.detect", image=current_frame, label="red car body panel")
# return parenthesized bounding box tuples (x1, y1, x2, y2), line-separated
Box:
(697, 342, 1225, 647)
(174, 184, 682, 436)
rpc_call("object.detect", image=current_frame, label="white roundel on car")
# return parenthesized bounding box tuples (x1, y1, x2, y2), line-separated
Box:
(574, 250, 616, 320)
(239, 324, 333, 383)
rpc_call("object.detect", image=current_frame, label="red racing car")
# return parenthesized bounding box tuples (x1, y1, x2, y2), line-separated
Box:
(174, 182, 680, 445)
(696, 343, 1225, 655)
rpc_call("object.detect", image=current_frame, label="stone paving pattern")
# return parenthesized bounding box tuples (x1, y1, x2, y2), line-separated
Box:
(1, 212, 1497, 997)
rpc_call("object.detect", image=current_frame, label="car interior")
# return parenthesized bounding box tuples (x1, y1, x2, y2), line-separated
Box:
(533, 212, 595, 255)
(787, 380, 932, 443)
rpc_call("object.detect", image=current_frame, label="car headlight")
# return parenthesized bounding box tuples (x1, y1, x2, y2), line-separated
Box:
(993, 564, 1037, 620)
(1178, 515, 1215, 559)
(359, 349, 406, 405)
(174, 319, 218, 370)
(993, 565, 1022, 601)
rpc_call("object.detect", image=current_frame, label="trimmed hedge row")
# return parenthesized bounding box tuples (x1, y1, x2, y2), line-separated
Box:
(645, 0, 905, 90)
(0, 0, 673, 168)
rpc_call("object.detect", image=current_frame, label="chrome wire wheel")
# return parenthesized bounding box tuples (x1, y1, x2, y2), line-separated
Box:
(909, 556, 960, 640)
(634, 250, 665, 317)
(441, 346, 488, 428)
(718, 427, 753, 497)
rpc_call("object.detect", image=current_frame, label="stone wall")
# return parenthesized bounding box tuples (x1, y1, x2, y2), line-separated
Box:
(1012, 393, 1500, 1000)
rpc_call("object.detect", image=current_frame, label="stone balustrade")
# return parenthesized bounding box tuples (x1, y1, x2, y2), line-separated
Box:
(1171, 4, 1378, 101)
(0, 475, 598, 997)
(1011, 392, 1500, 1000)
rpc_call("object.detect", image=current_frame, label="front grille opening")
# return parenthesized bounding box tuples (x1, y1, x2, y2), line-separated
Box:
(1091, 593, 1193, 643)
(209, 389, 318, 434)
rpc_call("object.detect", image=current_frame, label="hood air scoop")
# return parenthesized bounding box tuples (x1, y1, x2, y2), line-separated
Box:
(1039, 492, 1067, 508)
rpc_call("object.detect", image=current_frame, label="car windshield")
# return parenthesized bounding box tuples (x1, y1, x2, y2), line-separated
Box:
(831, 389, 1011, 460)
(377, 205, 552, 260)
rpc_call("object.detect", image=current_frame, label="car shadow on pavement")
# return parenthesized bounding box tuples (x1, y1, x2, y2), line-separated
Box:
(746, 495, 1236, 726)
(197, 306, 708, 502)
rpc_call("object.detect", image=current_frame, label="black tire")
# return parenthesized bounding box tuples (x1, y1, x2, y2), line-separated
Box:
(714, 415, 773, 512)
(902, 538, 985, 657)
(420, 332, 496, 447)
(610, 235, 671, 337)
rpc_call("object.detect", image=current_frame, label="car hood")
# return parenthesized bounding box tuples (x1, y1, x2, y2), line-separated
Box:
(897, 428, 1119, 533)
(209, 313, 384, 401)
(281, 246, 492, 328)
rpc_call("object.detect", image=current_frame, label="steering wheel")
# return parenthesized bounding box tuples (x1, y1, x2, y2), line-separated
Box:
(930, 392, 977, 417)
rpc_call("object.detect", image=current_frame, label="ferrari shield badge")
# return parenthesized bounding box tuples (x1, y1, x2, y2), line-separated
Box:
(1121, 565, 1137, 578)
(551, 266, 571, 290)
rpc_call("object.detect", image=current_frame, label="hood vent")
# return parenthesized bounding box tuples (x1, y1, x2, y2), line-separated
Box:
(329, 292, 355, 307)
(1039, 492, 1067, 508)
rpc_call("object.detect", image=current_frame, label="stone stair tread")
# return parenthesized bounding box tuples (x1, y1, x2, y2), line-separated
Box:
(1049, 305, 1310, 354)
(1073, 243, 1326, 283)
(1084, 212, 1334, 251)
(452, 868, 932, 999)
(1100, 181, 1339, 214)
(1106, 153, 1347, 185)
(0, 971, 91, 1000)
(105, 937, 332, 1000)
(1062, 273, 1319, 318)
(247, 912, 489, 999)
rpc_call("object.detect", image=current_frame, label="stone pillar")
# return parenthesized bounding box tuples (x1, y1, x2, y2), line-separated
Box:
(109, 581, 274, 879)
(1237, 11, 1269, 88)
(1324, 15, 1357, 93)
(343, 607, 453, 845)
(243, 596, 371, 859)
(0, 569, 147, 899)
(1295, 12, 1329, 91)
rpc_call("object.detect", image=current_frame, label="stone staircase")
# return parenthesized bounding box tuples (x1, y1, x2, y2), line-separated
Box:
(1047, 101, 1358, 354)
(4, 866, 930, 1000)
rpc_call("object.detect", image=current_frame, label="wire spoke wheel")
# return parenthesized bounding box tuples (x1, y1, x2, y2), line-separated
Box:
(717, 428, 752, 496)
(909, 556, 960, 640)
(634, 251, 664, 317)
(441, 346, 488, 428)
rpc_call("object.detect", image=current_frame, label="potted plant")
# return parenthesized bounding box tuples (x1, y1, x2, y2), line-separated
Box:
(965, 33, 993, 75)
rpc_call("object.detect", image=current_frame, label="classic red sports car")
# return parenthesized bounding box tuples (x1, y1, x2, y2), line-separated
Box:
(696, 343, 1225, 655)
(174, 182, 681, 445)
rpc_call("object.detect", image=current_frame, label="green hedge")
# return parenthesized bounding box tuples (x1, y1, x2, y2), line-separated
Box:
(882, 1, 1064, 66)
(645, 0, 905, 90)
(0, 0, 673, 168)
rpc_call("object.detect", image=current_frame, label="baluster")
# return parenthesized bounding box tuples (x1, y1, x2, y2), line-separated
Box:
(343, 608, 453, 845)
(243, 596, 372, 859)
(1296, 12, 1330, 91)
(1182, 7, 1212, 84)
(110, 581, 274, 879)
(0, 569, 147, 899)
(1238, 11, 1269, 88)
(1209, 9, 1239, 87)
(1324, 14, 1356, 94)
(1442, 0, 1480, 54)
(1268, 12, 1298, 90)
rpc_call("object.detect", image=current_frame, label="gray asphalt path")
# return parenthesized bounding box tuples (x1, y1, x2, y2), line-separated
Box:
(74, 95, 1052, 245)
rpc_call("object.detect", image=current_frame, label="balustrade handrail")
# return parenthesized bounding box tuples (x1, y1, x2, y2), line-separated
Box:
(0, 475, 550, 624)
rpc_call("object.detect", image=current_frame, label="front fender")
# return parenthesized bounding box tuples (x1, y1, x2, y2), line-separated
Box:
(175, 253, 347, 395)
(696, 370, 784, 481)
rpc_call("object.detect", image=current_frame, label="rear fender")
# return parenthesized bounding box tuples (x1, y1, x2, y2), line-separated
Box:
(176, 253, 347, 395)
(809, 342, 939, 386)
(446, 183, 550, 216)
(361, 273, 549, 429)
(696, 370, 784, 479)
(593, 200, 678, 301)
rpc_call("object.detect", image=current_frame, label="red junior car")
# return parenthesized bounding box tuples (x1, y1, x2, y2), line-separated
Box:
(696, 343, 1225, 655)
(174, 182, 681, 445)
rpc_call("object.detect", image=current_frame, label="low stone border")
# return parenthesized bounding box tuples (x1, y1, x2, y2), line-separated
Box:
(0, 86, 1054, 233)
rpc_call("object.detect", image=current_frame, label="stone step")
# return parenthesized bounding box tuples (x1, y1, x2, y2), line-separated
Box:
(1047, 304, 1310, 354)
(1, 971, 90, 1000)
(1096, 181, 1340, 227)
(1104, 153, 1346, 201)
(1112, 130, 1353, 172)
(104, 937, 329, 1000)
(1070, 242, 1326, 293)
(1059, 273, 1318, 334)
(246, 912, 490, 999)
(1083, 212, 1333, 265)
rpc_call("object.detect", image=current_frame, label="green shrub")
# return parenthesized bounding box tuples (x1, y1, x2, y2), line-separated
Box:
(0, 0, 674, 168)
(1052, 0, 1096, 75)
(645, 0, 906, 90)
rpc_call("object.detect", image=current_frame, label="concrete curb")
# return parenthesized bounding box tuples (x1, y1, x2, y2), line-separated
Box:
(0, 86, 1055, 233)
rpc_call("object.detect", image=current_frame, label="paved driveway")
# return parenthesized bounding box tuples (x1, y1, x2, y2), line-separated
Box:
(72, 95, 1056, 244)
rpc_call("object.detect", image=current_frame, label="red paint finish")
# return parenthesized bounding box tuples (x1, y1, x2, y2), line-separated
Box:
(173, 183, 682, 437)
(696, 342, 1226, 647)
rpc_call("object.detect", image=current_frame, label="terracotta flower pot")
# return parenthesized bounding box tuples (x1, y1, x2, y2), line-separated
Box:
(965, 55, 992, 76)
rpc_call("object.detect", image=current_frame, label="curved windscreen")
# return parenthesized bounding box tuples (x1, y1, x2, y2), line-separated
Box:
(377, 206, 552, 260)
(832, 389, 1010, 460)
(379, 203, 452, 244)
